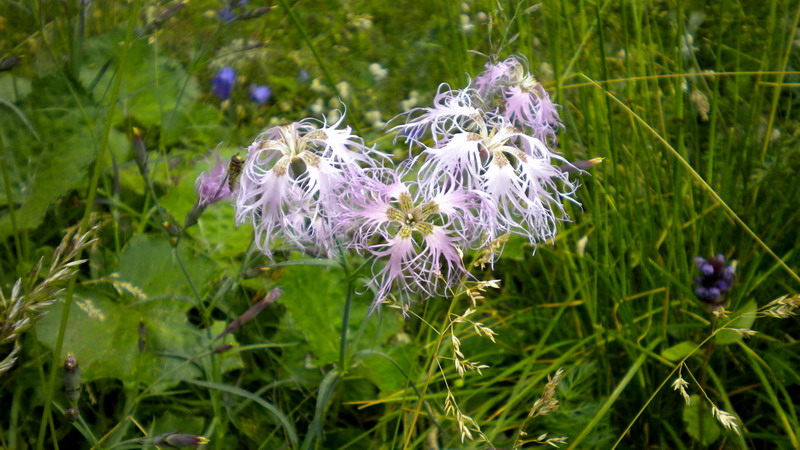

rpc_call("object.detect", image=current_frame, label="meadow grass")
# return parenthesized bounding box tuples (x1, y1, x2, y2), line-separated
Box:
(1, 0, 799, 448)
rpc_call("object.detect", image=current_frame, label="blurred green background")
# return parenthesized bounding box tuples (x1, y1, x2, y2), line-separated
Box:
(1, 0, 799, 448)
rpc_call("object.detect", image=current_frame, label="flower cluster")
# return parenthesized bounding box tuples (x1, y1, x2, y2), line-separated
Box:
(395, 56, 579, 250)
(693, 254, 735, 307)
(338, 166, 482, 306)
(224, 56, 586, 308)
(235, 116, 384, 257)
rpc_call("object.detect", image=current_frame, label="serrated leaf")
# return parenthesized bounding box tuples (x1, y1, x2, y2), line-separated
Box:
(277, 262, 403, 367)
(279, 263, 346, 365)
(158, 154, 252, 260)
(353, 346, 416, 395)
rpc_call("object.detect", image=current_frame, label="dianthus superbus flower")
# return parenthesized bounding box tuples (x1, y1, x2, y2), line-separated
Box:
(417, 116, 578, 248)
(473, 56, 561, 143)
(196, 159, 233, 206)
(235, 115, 382, 256)
(339, 167, 481, 309)
(392, 84, 484, 146)
(391, 56, 582, 252)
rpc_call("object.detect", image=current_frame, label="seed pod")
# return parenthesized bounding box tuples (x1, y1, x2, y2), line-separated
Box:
(64, 354, 81, 406)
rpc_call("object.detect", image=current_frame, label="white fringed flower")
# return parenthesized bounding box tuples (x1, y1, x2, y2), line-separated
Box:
(235, 115, 382, 256)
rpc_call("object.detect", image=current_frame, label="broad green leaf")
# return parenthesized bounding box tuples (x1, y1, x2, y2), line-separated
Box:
(277, 262, 404, 367)
(0, 74, 126, 238)
(353, 346, 416, 395)
(683, 395, 722, 446)
(661, 341, 698, 362)
(158, 154, 253, 260)
(0, 73, 32, 102)
(0, 117, 99, 238)
(715, 300, 757, 345)
(116, 234, 216, 299)
(78, 30, 199, 128)
(35, 288, 238, 390)
(279, 264, 347, 366)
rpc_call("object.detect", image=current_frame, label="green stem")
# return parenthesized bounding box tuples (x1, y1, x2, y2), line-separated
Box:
(339, 275, 354, 373)
(402, 295, 459, 449)
(275, 0, 362, 133)
(36, 3, 141, 447)
(581, 73, 800, 286)
(0, 136, 23, 269)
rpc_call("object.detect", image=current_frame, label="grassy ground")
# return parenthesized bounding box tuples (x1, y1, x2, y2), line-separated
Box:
(2, 0, 800, 448)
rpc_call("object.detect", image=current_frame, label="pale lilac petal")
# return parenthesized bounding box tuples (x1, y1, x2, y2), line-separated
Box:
(391, 84, 483, 145)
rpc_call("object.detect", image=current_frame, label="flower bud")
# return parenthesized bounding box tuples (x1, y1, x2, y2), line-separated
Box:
(151, 432, 210, 447)
(64, 354, 81, 406)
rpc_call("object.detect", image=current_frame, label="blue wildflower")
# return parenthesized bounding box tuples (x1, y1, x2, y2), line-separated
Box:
(212, 67, 236, 100)
(218, 7, 236, 21)
(694, 255, 735, 307)
(250, 84, 272, 105)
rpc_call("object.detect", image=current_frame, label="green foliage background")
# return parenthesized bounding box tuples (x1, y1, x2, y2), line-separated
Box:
(1, 0, 799, 448)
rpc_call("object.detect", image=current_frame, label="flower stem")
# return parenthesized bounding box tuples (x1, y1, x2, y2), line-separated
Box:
(36, 2, 140, 447)
(339, 257, 354, 374)
(403, 295, 460, 449)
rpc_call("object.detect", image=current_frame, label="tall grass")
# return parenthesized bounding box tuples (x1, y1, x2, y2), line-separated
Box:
(1, 0, 799, 448)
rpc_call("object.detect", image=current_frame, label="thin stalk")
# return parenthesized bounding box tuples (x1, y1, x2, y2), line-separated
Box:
(759, 1, 800, 163)
(579, 74, 800, 286)
(36, 3, 141, 447)
(0, 140, 23, 267)
(402, 295, 459, 449)
(275, 0, 363, 134)
(339, 274, 354, 373)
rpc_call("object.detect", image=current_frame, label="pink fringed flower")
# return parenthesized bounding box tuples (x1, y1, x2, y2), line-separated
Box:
(196, 159, 233, 206)
(340, 168, 481, 309)
(473, 56, 561, 143)
(391, 84, 485, 146)
(417, 118, 578, 247)
(235, 115, 382, 256)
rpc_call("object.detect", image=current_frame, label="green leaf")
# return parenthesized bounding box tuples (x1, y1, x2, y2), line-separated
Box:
(158, 153, 253, 260)
(715, 300, 757, 345)
(184, 378, 299, 448)
(302, 369, 340, 450)
(353, 346, 416, 395)
(277, 262, 404, 367)
(0, 121, 98, 239)
(683, 395, 722, 446)
(78, 31, 199, 128)
(0, 73, 32, 102)
(116, 234, 216, 299)
(35, 288, 230, 390)
(661, 341, 698, 362)
(279, 263, 347, 366)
